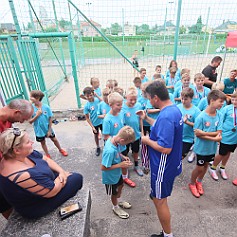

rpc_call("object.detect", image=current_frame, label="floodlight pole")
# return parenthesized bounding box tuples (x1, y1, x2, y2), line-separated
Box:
(173, 0, 182, 60)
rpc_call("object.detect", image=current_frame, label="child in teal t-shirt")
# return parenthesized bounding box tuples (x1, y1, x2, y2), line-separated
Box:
(166, 66, 180, 94)
(209, 92, 237, 181)
(223, 69, 237, 95)
(189, 90, 225, 198)
(101, 126, 135, 219)
(97, 88, 111, 119)
(177, 88, 200, 159)
(29, 90, 68, 158)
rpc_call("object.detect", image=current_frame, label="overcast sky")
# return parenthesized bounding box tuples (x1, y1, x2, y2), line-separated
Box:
(1, 0, 237, 29)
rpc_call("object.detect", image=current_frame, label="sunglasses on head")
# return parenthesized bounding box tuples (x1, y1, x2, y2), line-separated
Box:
(11, 128, 21, 150)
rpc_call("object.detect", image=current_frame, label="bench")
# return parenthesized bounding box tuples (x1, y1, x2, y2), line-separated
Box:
(0, 189, 91, 237)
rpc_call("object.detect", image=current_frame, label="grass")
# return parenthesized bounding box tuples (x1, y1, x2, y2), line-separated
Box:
(39, 37, 227, 62)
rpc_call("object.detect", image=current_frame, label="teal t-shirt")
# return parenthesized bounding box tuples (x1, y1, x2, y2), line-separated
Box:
(97, 101, 110, 117)
(94, 87, 102, 97)
(121, 102, 142, 140)
(194, 110, 223, 155)
(102, 112, 124, 136)
(32, 104, 53, 137)
(102, 138, 126, 184)
(221, 104, 237, 145)
(192, 86, 210, 106)
(166, 68, 181, 80)
(165, 76, 180, 94)
(146, 100, 160, 121)
(173, 85, 195, 105)
(197, 97, 226, 113)
(177, 104, 200, 143)
(141, 76, 149, 84)
(223, 78, 237, 94)
(84, 97, 102, 126)
(169, 93, 175, 104)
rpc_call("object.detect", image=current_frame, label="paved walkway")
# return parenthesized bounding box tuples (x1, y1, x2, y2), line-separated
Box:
(1, 120, 237, 237)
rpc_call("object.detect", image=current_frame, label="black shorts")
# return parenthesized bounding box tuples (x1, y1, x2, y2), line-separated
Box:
(93, 124, 102, 134)
(122, 139, 140, 155)
(196, 154, 215, 166)
(143, 126, 151, 135)
(182, 142, 193, 156)
(105, 176, 123, 196)
(36, 132, 55, 142)
(219, 142, 237, 156)
(0, 193, 12, 213)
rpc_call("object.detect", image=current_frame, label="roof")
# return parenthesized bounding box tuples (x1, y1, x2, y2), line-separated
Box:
(80, 20, 101, 27)
(0, 23, 15, 31)
(215, 20, 237, 30)
(158, 21, 176, 31)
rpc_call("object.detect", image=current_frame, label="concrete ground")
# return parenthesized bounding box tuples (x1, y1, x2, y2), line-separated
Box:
(1, 120, 237, 237)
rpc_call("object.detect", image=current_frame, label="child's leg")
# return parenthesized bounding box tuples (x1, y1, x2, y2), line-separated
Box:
(94, 132, 99, 147)
(40, 139, 49, 156)
(50, 136, 62, 151)
(197, 162, 209, 180)
(191, 165, 205, 184)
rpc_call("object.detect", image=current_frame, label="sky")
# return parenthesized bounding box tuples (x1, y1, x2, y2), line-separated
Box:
(1, 0, 237, 29)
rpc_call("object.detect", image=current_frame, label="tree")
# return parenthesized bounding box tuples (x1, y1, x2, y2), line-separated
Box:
(59, 18, 71, 29)
(136, 24, 150, 35)
(110, 23, 122, 35)
(179, 25, 186, 34)
(188, 16, 203, 34)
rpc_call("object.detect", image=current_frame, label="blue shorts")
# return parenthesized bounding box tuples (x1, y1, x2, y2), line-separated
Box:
(150, 178, 175, 199)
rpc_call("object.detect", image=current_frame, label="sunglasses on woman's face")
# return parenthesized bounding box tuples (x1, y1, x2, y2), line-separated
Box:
(11, 128, 21, 150)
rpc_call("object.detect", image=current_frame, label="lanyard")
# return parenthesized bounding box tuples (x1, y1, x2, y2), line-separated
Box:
(234, 107, 237, 127)
(195, 86, 205, 99)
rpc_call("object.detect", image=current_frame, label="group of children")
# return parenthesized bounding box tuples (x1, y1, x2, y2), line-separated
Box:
(81, 60, 237, 219)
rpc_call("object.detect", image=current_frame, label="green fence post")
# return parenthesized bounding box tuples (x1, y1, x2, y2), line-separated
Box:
(173, 0, 182, 60)
(68, 32, 81, 108)
(8, 0, 21, 38)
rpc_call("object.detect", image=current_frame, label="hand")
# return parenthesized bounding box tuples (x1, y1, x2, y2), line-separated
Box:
(136, 110, 146, 120)
(120, 160, 133, 168)
(183, 114, 188, 123)
(194, 129, 203, 136)
(214, 133, 222, 142)
(121, 155, 130, 162)
(58, 171, 71, 187)
(141, 135, 150, 145)
(92, 127, 97, 133)
(36, 108, 42, 116)
(47, 130, 51, 137)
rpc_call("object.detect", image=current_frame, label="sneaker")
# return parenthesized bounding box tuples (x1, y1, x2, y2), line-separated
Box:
(151, 232, 164, 237)
(208, 167, 219, 181)
(189, 183, 200, 198)
(46, 154, 51, 159)
(123, 178, 136, 187)
(134, 166, 144, 176)
(187, 151, 195, 163)
(60, 149, 68, 156)
(220, 168, 228, 180)
(232, 178, 237, 186)
(195, 181, 204, 195)
(95, 147, 101, 156)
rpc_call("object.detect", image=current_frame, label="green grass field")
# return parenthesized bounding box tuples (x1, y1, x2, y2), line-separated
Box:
(39, 37, 227, 61)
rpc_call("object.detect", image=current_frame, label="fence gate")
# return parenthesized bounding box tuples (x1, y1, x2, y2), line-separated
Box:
(0, 36, 29, 103)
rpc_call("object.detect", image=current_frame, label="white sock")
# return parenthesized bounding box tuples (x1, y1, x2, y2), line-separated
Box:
(163, 231, 173, 237)
(113, 205, 119, 210)
(122, 174, 128, 179)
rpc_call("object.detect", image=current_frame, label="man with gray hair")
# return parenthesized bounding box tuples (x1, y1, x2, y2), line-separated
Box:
(0, 99, 33, 219)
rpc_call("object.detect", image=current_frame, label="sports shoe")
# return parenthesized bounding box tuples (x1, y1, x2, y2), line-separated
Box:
(60, 149, 68, 156)
(195, 180, 204, 195)
(208, 167, 218, 181)
(189, 183, 200, 198)
(220, 168, 228, 180)
(123, 178, 136, 187)
(209, 160, 214, 166)
(187, 151, 195, 163)
(151, 232, 164, 237)
(134, 166, 144, 176)
(95, 147, 101, 156)
(232, 178, 237, 186)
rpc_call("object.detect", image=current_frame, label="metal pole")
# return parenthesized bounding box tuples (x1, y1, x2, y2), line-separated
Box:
(219, 49, 227, 82)
(173, 0, 182, 60)
(205, 31, 212, 56)
(68, 32, 81, 108)
(203, 7, 210, 53)
(163, 6, 168, 54)
(52, 0, 67, 75)
(122, 8, 125, 46)
(77, 12, 85, 66)
(8, 0, 22, 38)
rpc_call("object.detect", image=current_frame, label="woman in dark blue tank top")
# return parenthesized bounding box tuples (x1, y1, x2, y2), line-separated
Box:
(0, 128, 83, 218)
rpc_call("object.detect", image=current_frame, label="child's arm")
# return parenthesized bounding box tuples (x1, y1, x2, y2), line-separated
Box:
(195, 129, 221, 137)
(47, 117, 53, 137)
(198, 133, 222, 142)
(166, 85, 174, 89)
(101, 161, 132, 171)
(94, 93, 102, 101)
(136, 110, 155, 126)
(85, 114, 97, 133)
(98, 114, 106, 119)
(28, 108, 42, 124)
(183, 115, 194, 127)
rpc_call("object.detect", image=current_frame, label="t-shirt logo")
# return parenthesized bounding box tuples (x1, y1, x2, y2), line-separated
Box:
(179, 119, 183, 125)
(126, 112, 131, 117)
(90, 106, 95, 111)
(114, 123, 118, 128)
(102, 109, 106, 114)
(205, 121, 210, 127)
(43, 111, 47, 115)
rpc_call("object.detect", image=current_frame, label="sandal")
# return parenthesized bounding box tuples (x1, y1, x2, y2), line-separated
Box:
(123, 178, 136, 188)
(113, 207, 129, 219)
(118, 201, 132, 209)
